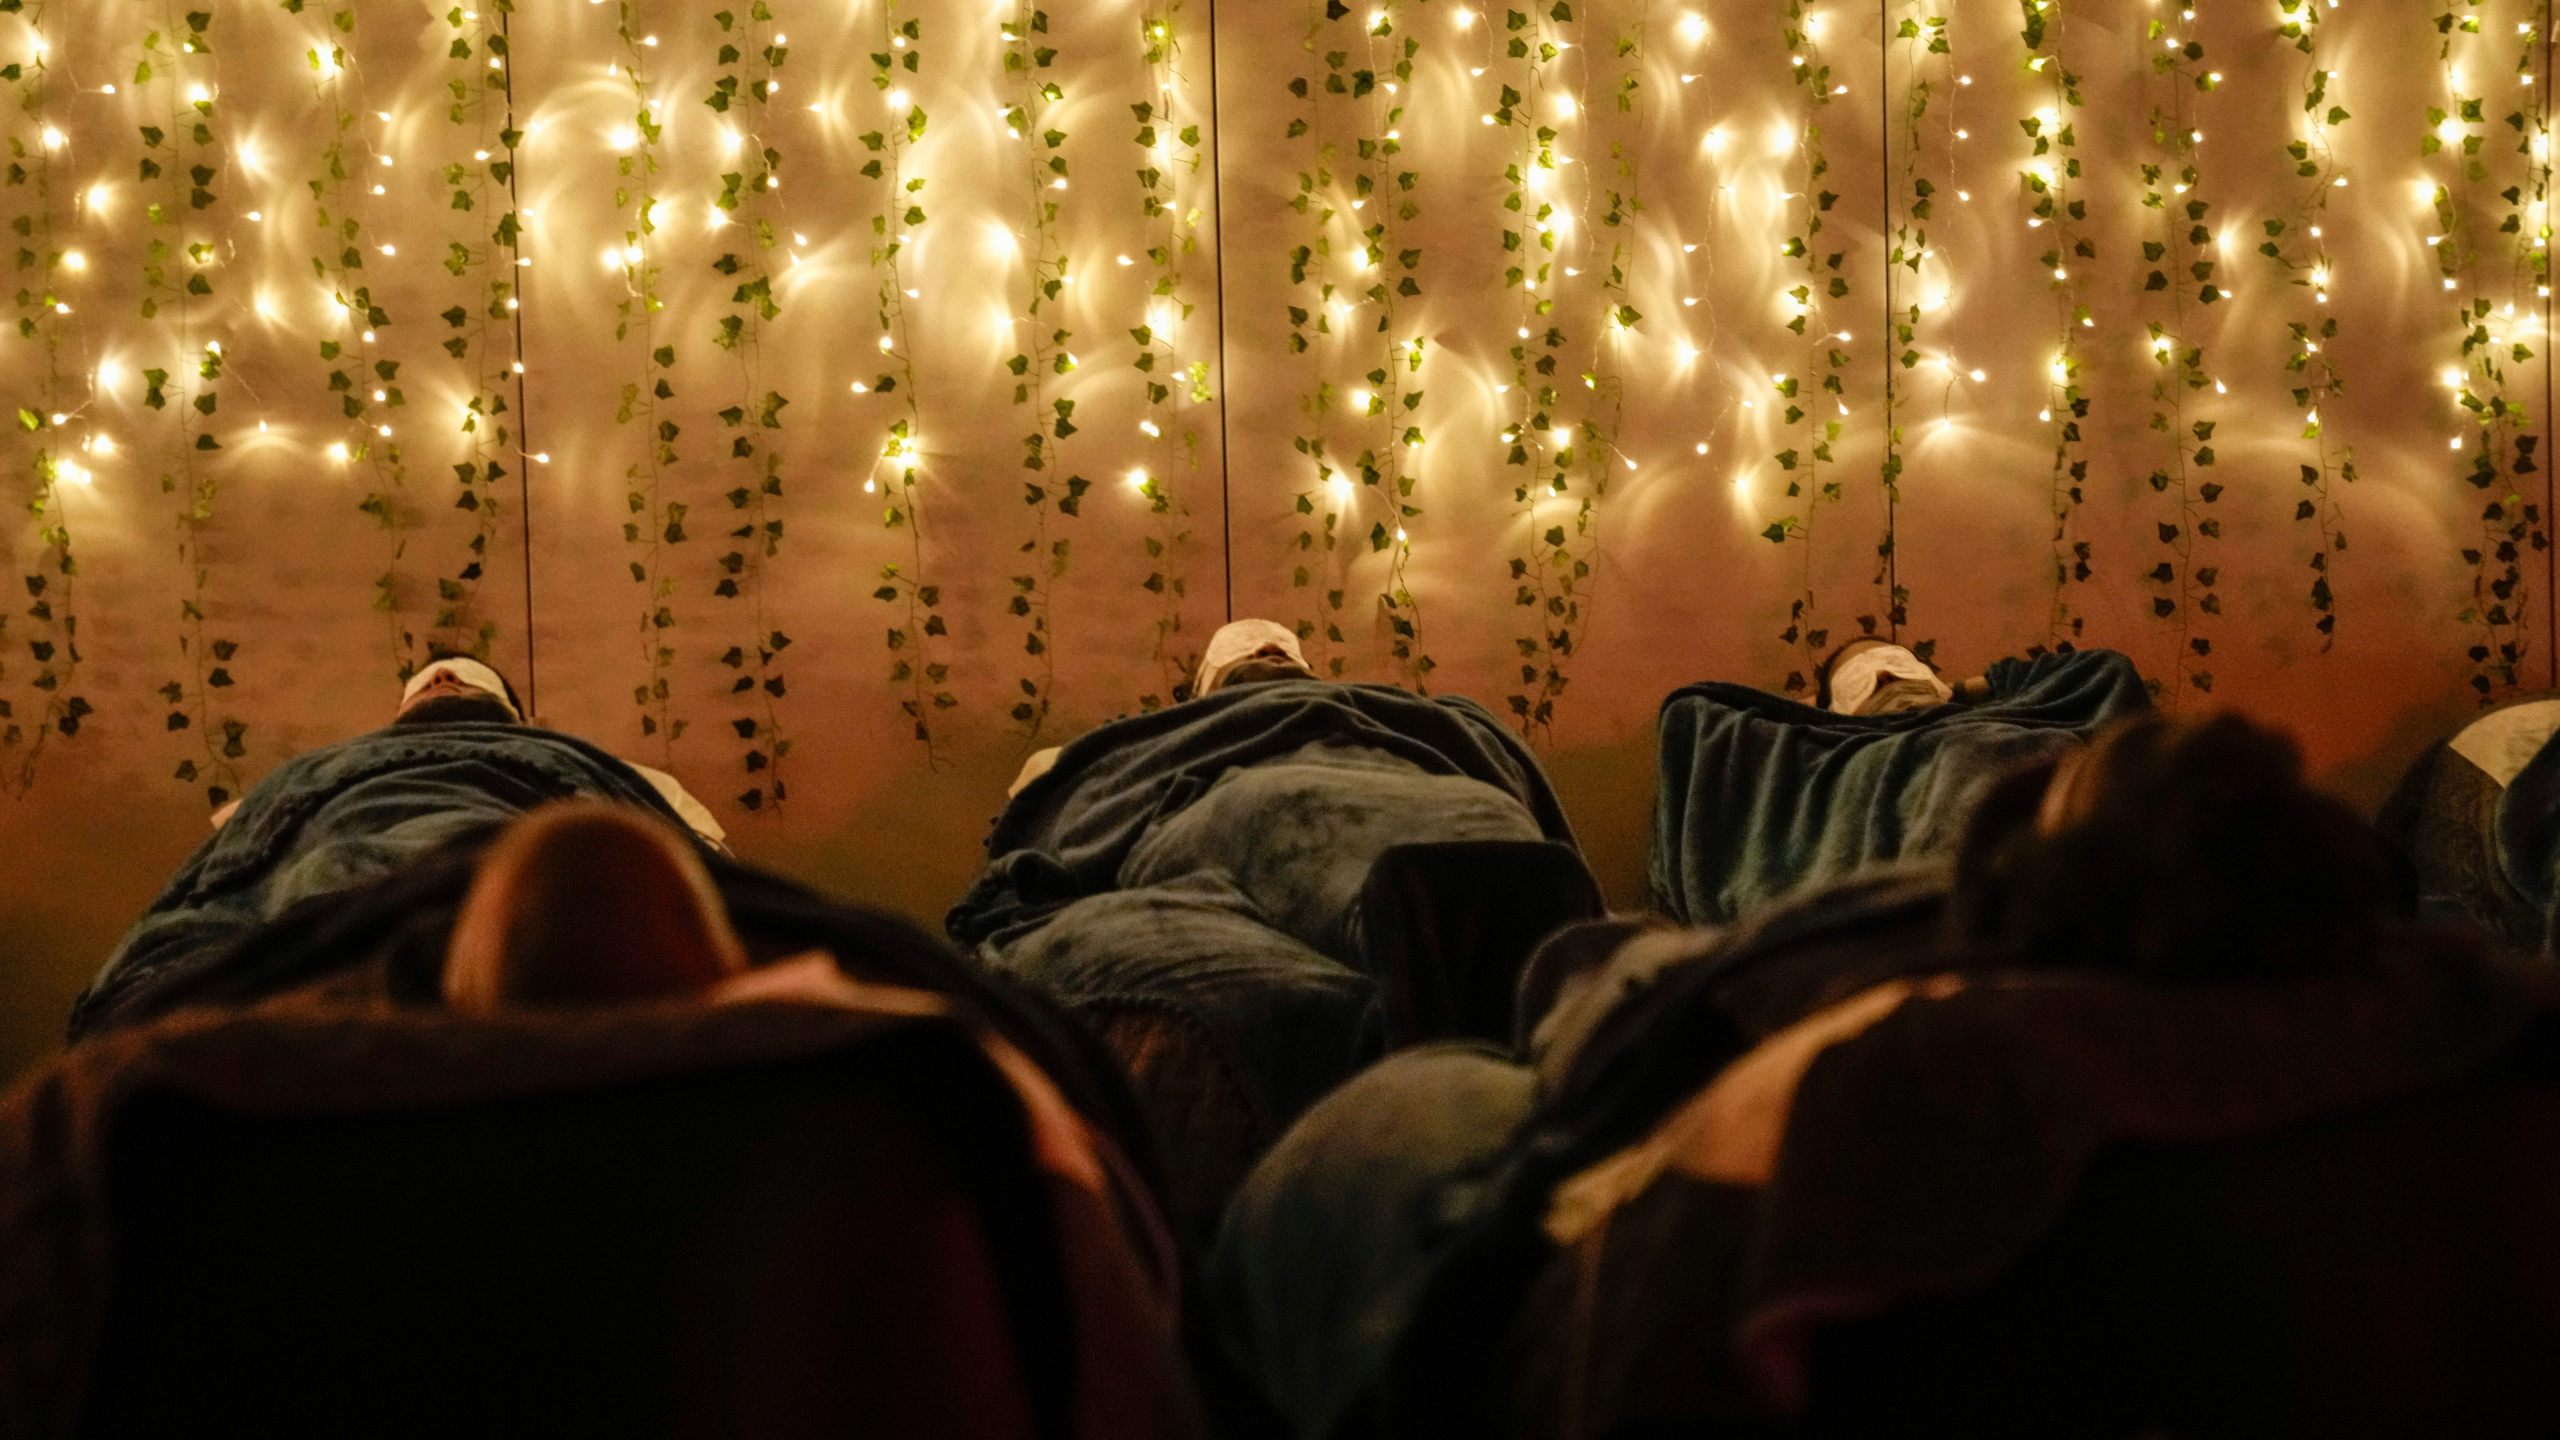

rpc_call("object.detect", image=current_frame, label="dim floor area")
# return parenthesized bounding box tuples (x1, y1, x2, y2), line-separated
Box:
(8, 639, 2560, 1436)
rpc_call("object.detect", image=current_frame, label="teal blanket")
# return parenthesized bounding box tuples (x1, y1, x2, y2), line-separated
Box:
(1650, 649, 2150, 925)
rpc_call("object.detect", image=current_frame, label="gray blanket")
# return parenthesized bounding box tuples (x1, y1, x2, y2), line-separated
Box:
(1650, 649, 2150, 925)
(949, 680, 1575, 949)
(949, 680, 1577, 1146)
(72, 723, 684, 1038)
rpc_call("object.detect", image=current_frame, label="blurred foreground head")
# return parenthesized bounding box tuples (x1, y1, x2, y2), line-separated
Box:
(1953, 711, 2412, 980)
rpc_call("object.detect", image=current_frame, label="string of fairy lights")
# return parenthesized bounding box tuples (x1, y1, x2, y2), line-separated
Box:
(999, 0, 1086, 740)
(1, 0, 91, 790)
(859, 1, 952, 753)
(2271, 0, 2350, 650)
(705, 2, 791, 812)
(0, 0, 2552, 808)
(1130, 2, 1209, 710)
(2021, 0, 2097, 652)
(435, 0, 520, 665)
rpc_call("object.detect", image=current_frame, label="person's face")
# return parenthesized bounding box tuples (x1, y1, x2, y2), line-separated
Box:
(1215, 652, 1316, 692)
(397, 671, 519, 724)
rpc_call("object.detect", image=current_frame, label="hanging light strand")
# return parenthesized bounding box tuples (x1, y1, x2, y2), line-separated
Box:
(145, 1, 249, 801)
(2020, 0, 2097, 651)
(861, 0, 954, 754)
(705, 1, 791, 813)
(612, 0, 683, 755)
(3, 0, 94, 788)
(999, 1, 1087, 740)
(432, 0, 520, 663)
(2136, 0, 2223, 699)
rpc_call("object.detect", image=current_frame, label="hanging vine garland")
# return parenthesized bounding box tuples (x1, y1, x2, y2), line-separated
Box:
(1000, 1, 1087, 739)
(1131, 3, 1210, 709)
(613, 3, 683, 751)
(704, 3, 790, 813)
(2, 0, 93, 786)
(2429, 0, 2541, 698)
(2264, 0, 2351, 650)
(1496, 3, 1573, 728)
(2018, 0, 2094, 652)
(1287, 0, 1345, 678)
(1353, 1, 1430, 689)
(1761, 0, 1852, 697)
(291, 0, 418, 679)
(432, 0, 520, 661)
(2137, 5, 2222, 699)
(1881, 4, 1944, 645)
(141, 4, 245, 804)
(859, 4, 951, 753)
(1512, 0, 1644, 736)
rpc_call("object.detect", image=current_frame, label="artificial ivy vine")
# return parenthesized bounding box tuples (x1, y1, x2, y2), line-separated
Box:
(2432, 0, 2548, 698)
(432, 0, 520, 662)
(2266, 0, 2351, 650)
(613, 2, 682, 751)
(142, 3, 245, 803)
(1000, 2, 1087, 739)
(1354, 2, 1430, 691)
(860, 3, 951, 752)
(1511, 0, 1646, 736)
(1133, 3, 1211, 710)
(2018, 0, 2094, 651)
(2137, 6, 2221, 698)
(1287, 0, 1346, 678)
(1494, 4, 1571, 726)
(291, 0, 417, 679)
(1881, 4, 1945, 646)
(2, 0, 92, 787)
(1762, 0, 1850, 698)
(705, 4, 791, 813)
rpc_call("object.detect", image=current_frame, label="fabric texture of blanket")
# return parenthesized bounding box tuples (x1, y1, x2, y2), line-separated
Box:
(950, 681, 1579, 1220)
(71, 722, 706, 1039)
(1650, 647, 2151, 926)
(949, 679, 1575, 947)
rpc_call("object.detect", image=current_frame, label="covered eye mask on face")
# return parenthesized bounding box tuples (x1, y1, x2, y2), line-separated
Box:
(1826, 645, 1953, 716)
(400, 657, 522, 721)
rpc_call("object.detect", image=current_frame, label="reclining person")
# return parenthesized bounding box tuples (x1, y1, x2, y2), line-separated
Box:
(949, 619, 1599, 1238)
(2380, 689, 2560, 953)
(1207, 713, 2526, 1438)
(7, 797, 1197, 1438)
(1652, 635, 2151, 925)
(69, 656, 728, 1038)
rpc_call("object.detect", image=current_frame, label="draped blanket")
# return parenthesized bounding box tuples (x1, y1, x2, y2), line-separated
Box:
(948, 680, 1575, 948)
(72, 723, 683, 1038)
(1649, 649, 2151, 925)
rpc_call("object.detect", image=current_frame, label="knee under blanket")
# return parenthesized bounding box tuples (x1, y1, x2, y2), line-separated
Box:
(947, 679, 1577, 950)
(71, 722, 685, 1039)
(1649, 648, 2150, 926)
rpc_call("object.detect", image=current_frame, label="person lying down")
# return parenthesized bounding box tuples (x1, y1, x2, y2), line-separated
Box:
(1207, 713, 2541, 1439)
(1651, 636, 2152, 926)
(948, 619, 1601, 1238)
(69, 656, 727, 1038)
(2381, 690, 2560, 953)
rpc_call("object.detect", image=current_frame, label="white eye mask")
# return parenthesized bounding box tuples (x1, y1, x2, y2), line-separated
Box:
(1194, 619, 1310, 695)
(400, 657, 522, 720)
(1825, 644, 1953, 716)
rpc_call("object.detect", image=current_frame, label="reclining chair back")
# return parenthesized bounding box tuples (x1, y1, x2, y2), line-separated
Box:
(0, 999, 1194, 1440)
